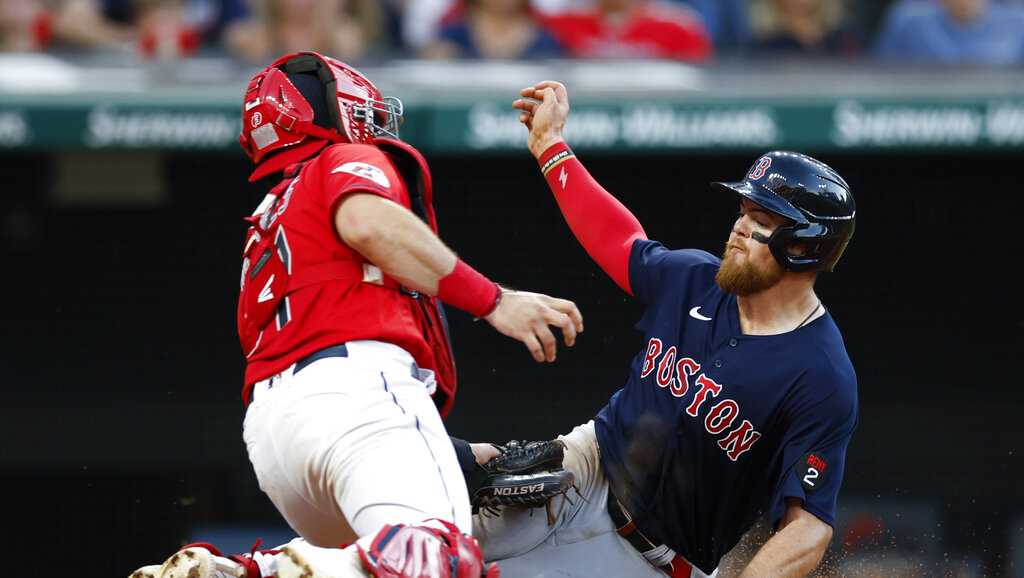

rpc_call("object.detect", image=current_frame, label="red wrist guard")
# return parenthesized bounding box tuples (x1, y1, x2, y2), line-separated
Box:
(538, 141, 574, 176)
(437, 260, 501, 318)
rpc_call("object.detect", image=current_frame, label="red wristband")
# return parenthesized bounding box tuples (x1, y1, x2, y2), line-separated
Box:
(437, 260, 501, 318)
(538, 141, 574, 177)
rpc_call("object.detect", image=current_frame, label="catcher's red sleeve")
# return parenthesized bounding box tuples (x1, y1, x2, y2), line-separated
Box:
(538, 142, 647, 295)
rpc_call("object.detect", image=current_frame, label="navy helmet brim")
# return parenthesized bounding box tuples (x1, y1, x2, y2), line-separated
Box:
(712, 181, 809, 225)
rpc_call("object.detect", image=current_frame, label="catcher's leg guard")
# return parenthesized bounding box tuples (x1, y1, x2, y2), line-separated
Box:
(358, 521, 499, 578)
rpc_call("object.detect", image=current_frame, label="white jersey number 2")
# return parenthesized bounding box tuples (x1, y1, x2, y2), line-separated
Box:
(802, 467, 820, 488)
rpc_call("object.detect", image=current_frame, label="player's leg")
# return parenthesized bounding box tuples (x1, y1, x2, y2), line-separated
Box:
(243, 342, 470, 543)
(126, 540, 283, 578)
(244, 367, 360, 545)
(131, 356, 481, 578)
(276, 541, 365, 578)
(129, 532, 495, 578)
(492, 532, 664, 578)
(330, 363, 471, 536)
(277, 520, 497, 578)
(472, 420, 670, 578)
(127, 538, 372, 578)
(245, 399, 365, 544)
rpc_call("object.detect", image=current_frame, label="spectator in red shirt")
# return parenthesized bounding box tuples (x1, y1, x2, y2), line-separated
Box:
(543, 0, 712, 61)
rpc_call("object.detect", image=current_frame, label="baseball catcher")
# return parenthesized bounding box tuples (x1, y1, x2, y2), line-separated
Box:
(128, 49, 585, 578)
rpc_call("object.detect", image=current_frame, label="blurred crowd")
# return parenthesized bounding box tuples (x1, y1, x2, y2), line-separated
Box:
(3, 0, 1024, 65)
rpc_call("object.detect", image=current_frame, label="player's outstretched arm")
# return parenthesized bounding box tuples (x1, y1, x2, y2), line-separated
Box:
(336, 193, 581, 362)
(514, 81, 647, 295)
(737, 499, 832, 578)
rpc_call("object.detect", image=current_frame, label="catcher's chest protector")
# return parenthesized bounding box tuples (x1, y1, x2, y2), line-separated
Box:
(238, 171, 300, 357)
(238, 143, 459, 417)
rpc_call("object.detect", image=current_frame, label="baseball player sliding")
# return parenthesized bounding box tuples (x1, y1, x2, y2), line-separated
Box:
(130, 53, 582, 578)
(467, 82, 860, 578)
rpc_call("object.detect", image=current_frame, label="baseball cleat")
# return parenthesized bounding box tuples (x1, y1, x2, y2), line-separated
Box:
(127, 565, 161, 578)
(276, 545, 318, 578)
(277, 543, 367, 578)
(157, 545, 251, 578)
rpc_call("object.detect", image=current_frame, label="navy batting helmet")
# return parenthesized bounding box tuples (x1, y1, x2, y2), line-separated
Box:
(713, 151, 856, 273)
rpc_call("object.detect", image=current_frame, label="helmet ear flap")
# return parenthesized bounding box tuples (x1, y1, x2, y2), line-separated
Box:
(768, 222, 824, 273)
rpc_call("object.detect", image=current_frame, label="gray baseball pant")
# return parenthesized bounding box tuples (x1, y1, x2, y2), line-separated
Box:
(473, 421, 717, 578)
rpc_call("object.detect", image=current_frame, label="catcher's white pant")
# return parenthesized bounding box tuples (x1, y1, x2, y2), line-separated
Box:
(243, 340, 471, 547)
(473, 421, 718, 578)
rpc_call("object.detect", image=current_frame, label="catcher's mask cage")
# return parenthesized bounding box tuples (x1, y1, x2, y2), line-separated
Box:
(713, 151, 856, 273)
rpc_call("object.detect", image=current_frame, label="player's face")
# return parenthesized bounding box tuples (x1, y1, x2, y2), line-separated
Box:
(716, 199, 786, 295)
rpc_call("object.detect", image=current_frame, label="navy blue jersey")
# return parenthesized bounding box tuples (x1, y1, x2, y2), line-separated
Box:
(594, 239, 858, 574)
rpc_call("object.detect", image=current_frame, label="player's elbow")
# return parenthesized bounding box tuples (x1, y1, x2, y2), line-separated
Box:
(335, 193, 392, 253)
(338, 218, 379, 254)
(813, 524, 832, 556)
(781, 503, 833, 570)
(804, 521, 833, 571)
(820, 523, 833, 546)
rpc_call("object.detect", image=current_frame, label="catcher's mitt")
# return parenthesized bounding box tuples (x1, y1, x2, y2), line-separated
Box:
(469, 440, 576, 524)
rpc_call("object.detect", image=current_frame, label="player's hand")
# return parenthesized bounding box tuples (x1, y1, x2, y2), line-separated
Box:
(513, 80, 570, 158)
(483, 289, 583, 363)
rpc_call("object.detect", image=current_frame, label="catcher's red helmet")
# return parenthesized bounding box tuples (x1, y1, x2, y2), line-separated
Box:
(239, 51, 403, 181)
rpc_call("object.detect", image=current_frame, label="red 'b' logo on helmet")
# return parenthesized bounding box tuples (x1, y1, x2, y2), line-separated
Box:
(749, 157, 772, 180)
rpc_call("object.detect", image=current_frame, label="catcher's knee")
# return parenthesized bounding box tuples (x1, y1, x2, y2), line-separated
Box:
(357, 521, 499, 578)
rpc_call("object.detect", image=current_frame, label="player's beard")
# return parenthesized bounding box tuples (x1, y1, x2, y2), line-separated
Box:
(715, 242, 784, 296)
